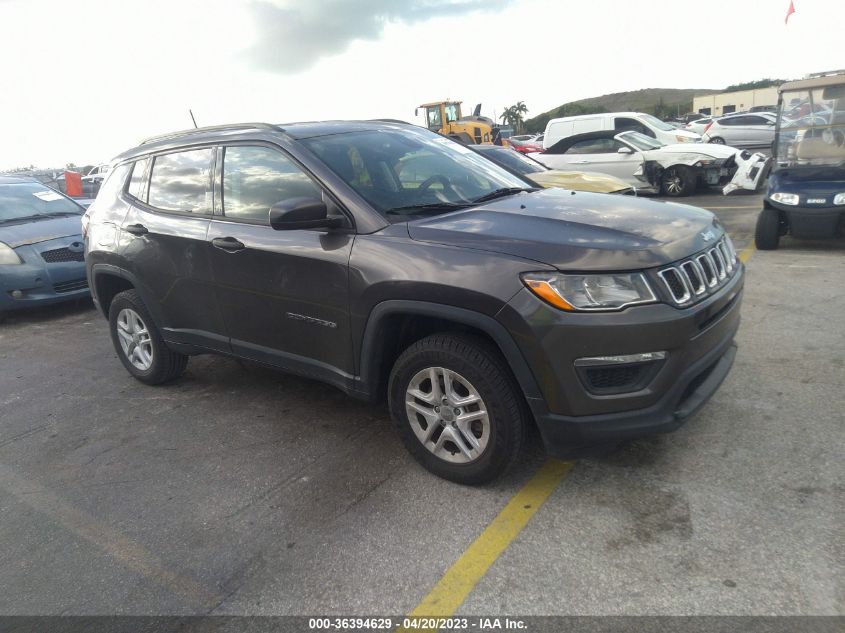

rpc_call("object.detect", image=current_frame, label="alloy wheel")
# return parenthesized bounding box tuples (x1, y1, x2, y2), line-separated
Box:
(664, 169, 684, 195)
(115, 308, 154, 371)
(405, 367, 490, 464)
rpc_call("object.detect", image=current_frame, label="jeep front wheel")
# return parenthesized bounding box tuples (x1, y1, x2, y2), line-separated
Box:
(388, 333, 525, 484)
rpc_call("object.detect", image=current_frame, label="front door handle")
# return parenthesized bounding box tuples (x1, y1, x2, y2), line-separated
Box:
(124, 223, 148, 236)
(212, 236, 245, 253)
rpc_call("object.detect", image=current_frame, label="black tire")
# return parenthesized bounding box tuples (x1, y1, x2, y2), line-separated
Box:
(388, 333, 526, 484)
(709, 136, 726, 144)
(754, 207, 781, 250)
(108, 289, 188, 385)
(661, 165, 696, 197)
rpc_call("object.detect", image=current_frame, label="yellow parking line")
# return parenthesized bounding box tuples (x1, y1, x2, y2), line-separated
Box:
(739, 242, 756, 263)
(402, 459, 574, 624)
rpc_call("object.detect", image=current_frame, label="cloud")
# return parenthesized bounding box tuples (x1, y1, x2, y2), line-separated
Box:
(244, 0, 512, 73)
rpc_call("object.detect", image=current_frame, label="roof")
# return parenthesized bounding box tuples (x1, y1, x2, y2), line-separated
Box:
(780, 73, 845, 93)
(418, 101, 461, 108)
(547, 112, 644, 124)
(544, 130, 619, 155)
(115, 120, 415, 163)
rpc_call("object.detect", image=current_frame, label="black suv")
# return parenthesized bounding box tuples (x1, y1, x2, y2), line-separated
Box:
(84, 121, 743, 484)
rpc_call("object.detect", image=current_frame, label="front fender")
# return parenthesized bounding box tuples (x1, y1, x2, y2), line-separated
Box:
(355, 300, 544, 407)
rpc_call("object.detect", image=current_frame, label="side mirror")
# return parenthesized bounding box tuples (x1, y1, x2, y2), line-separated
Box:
(269, 197, 340, 231)
(617, 146, 633, 154)
(767, 120, 775, 126)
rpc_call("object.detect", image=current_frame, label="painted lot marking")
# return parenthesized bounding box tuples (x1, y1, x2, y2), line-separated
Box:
(0, 463, 222, 609)
(739, 243, 756, 263)
(403, 459, 573, 624)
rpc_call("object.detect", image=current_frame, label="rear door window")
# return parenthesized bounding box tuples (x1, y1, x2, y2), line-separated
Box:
(148, 149, 214, 214)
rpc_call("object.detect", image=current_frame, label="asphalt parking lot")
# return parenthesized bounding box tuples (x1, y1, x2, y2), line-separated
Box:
(0, 190, 842, 618)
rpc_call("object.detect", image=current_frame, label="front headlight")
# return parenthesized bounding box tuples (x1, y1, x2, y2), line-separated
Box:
(676, 135, 695, 143)
(834, 193, 845, 205)
(0, 242, 23, 265)
(771, 192, 799, 205)
(521, 272, 657, 312)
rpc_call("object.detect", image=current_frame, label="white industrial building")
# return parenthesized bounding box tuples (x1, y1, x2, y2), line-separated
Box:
(693, 87, 779, 116)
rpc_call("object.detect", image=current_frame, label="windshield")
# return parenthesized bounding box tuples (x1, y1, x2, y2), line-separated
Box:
(776, 85, 845, 167)
(303, 128, 528, 217)
(478, 147, 546, 176)
(0, 182, 83, 223)
(617, 131, 665, 151)
(639, 113, 676, 131)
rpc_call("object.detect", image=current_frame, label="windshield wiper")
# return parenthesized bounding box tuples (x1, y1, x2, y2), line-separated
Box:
(23, 212, 80, 220)
(471, 187, 537, 204)
(386, 201, 475, 215)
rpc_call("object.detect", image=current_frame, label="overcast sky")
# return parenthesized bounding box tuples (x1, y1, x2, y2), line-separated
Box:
(1, 0, 843, 170)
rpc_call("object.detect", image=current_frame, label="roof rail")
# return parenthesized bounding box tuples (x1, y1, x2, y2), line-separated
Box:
(368, 118, 412, 125)
(139, 122, 283, 145)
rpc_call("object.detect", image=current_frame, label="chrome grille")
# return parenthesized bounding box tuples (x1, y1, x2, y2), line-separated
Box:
(657, 236, 738, 306)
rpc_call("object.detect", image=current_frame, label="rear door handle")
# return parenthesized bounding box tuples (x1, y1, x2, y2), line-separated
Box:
(211, 236, 245, 253)
(124, 223, 148, 236)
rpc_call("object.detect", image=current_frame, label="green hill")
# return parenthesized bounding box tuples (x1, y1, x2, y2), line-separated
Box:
(524, 88, 720, 133)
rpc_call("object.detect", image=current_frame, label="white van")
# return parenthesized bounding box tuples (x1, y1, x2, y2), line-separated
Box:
(543, 112, 701, 149)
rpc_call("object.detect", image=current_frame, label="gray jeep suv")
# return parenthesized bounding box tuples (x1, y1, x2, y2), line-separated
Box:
(84, 121, 743, 484)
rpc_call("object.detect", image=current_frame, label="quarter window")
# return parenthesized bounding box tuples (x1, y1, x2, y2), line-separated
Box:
(127, 157, 150, 201)
(222, 146, 322, 223)
(97, 162, 132, 203)
(148, 149, 214, 214)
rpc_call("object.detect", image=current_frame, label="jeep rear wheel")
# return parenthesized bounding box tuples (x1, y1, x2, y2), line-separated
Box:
(755, 207, 782, 250)
(388, 333, 526, 484)
(108, 289, 188, 385)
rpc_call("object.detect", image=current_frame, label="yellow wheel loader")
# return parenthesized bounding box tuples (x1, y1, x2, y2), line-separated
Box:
(416, 101, 496, 144)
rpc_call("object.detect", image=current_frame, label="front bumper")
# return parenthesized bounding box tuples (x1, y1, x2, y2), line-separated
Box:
(769, 199, 845, 239)
(534, 333, 737, 458)
(497, 264, 743, 456)
(0, 238, 89, 312)
(723, 152, 771, 194)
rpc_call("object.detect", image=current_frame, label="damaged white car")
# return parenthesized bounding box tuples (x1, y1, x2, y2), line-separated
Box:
(530, 130, 771, 196)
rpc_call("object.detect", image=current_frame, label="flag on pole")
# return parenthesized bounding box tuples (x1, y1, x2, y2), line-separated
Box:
(785, 0, 796, 24)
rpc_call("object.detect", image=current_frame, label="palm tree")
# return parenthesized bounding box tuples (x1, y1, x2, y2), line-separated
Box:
(501, 102, 529, 133)
(499, 106, 517, 129)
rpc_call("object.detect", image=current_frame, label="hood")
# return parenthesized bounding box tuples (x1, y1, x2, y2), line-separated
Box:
(407, 188, 722, 271)
(671, 129, 702, 142)
(526, 170, 630, 194)
(0, 215, 83, 248)
(657, 143, 738, 159)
